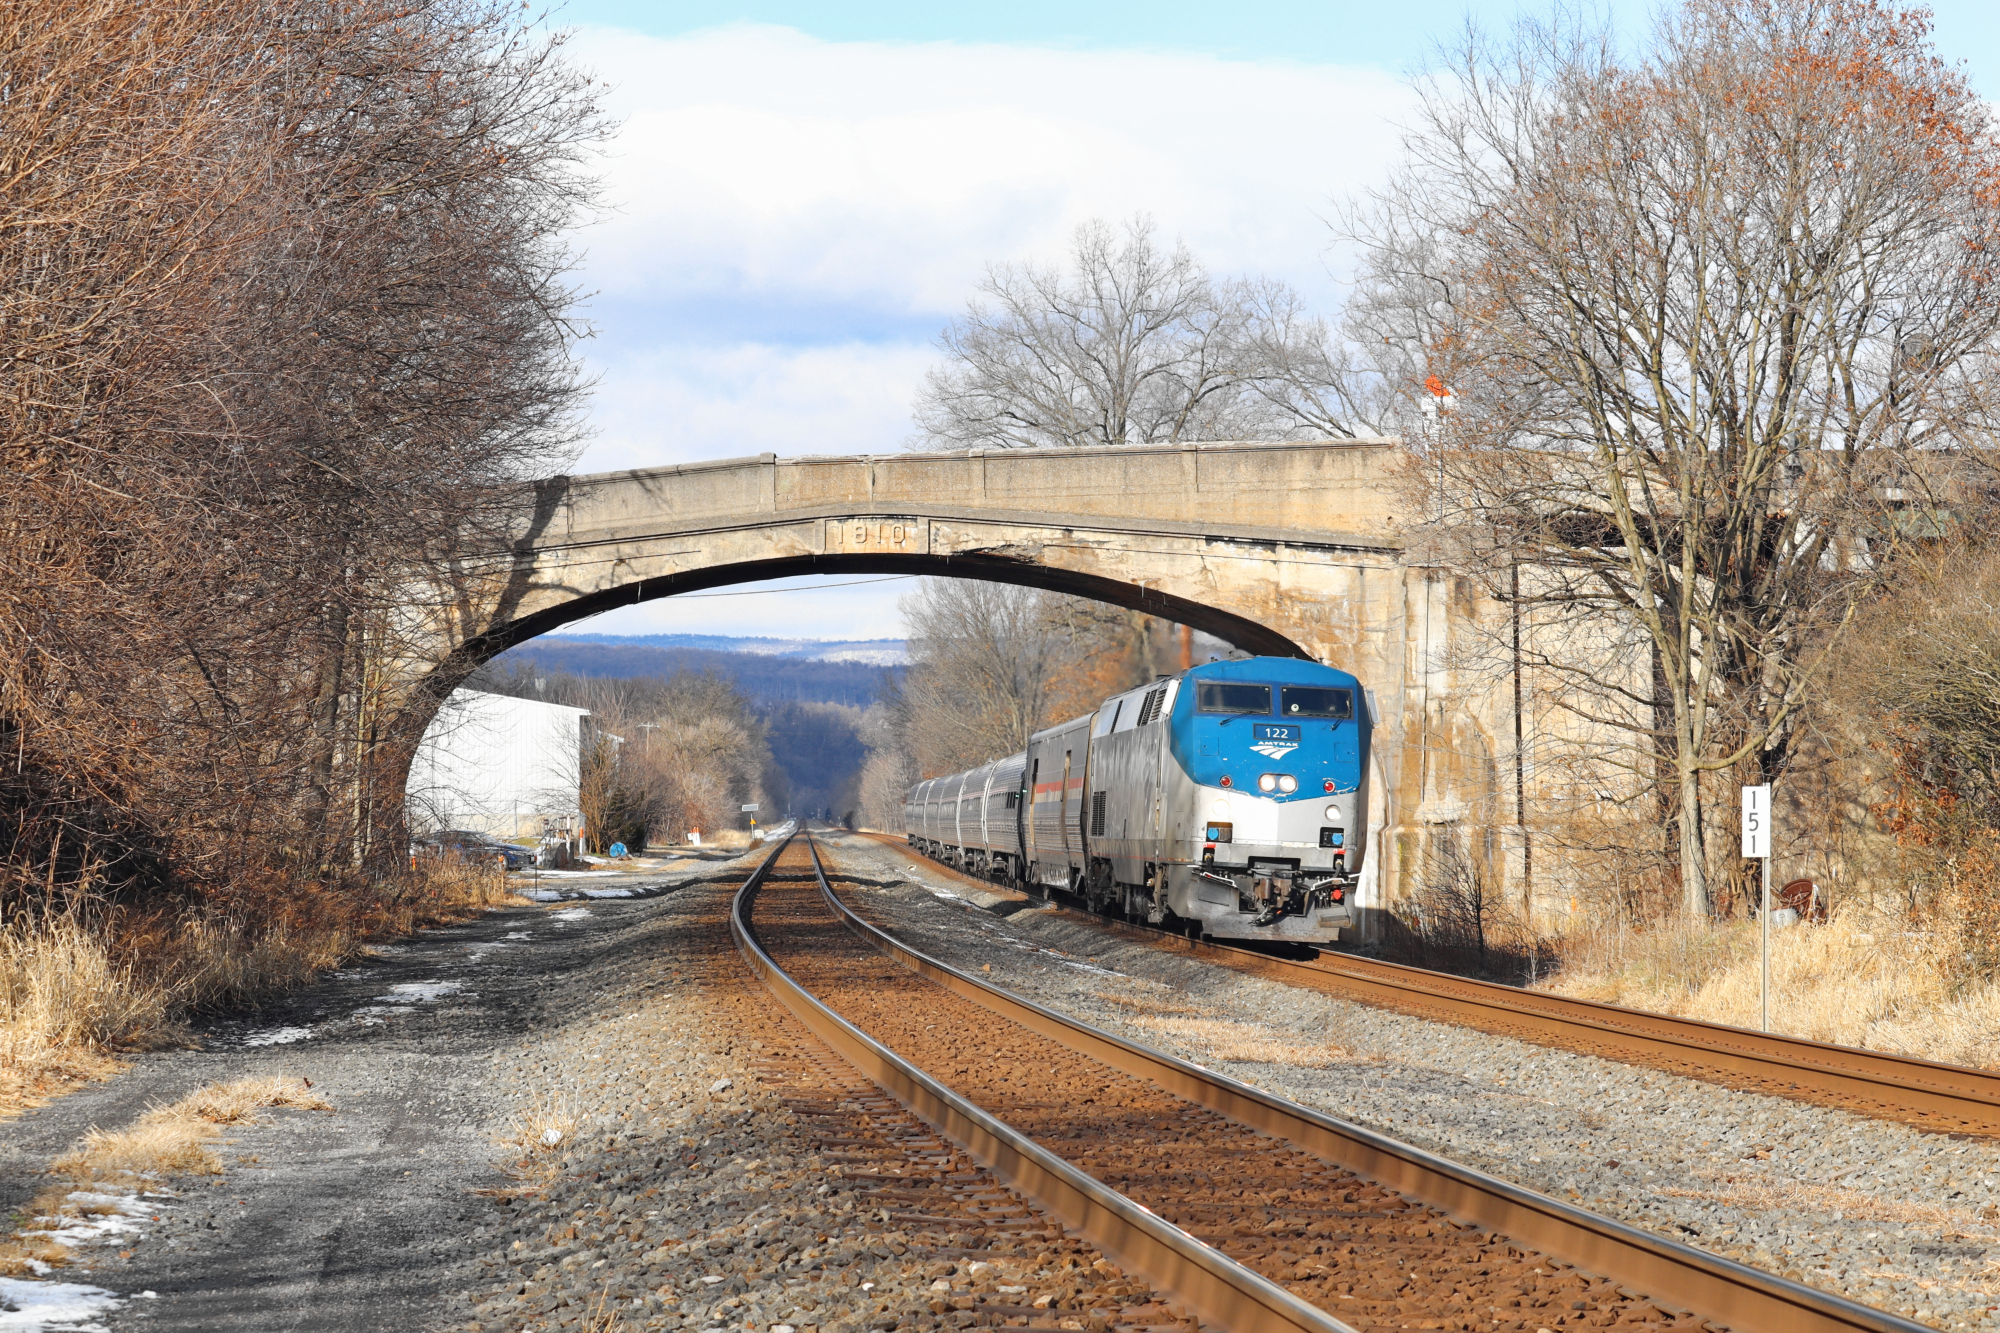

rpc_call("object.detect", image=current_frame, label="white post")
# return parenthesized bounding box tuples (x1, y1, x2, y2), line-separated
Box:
(1742, 785, 1772, 1032)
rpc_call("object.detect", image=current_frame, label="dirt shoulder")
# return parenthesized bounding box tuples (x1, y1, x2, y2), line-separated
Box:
(0, 854, 755, 1331)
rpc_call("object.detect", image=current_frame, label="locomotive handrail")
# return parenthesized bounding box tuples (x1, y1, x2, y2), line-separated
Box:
(809, 833, 1932, 1333)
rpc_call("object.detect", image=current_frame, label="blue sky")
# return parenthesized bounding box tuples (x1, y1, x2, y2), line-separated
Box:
(548, 1, 2000, 641)
(562, 1, 2000, 75)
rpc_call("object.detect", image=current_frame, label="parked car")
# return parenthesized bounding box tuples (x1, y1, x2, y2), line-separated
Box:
(413, 829, 535, 871)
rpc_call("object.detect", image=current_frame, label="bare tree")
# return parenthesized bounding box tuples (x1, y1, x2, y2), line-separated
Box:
(914, 217, 1373, 449)
(893, 579, 1163, 780)
(1349, 0, 2000, 916)
(1, 0, 605, 915)
(855, 702, 921, 831)
(470, 665, 780, 847)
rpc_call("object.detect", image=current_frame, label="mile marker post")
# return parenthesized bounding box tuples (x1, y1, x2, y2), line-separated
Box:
(1742, 784, 1772, 1032)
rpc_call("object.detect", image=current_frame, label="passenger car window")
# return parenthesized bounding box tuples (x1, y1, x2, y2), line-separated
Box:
(1280, 686, 1353, 719)
(1195, 681, 1272, 715)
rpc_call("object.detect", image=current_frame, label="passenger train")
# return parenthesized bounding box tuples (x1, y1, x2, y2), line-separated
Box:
(903, 657, 1371, 943)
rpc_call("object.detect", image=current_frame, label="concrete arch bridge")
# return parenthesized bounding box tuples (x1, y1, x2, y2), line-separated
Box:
(420, 439, 1544, 936)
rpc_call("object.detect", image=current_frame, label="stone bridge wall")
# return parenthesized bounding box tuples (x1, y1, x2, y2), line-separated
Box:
(432, 440, 1564, 937)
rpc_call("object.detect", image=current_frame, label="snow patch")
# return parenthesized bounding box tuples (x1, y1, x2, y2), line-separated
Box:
(503, 932, 533, 940)
(549, 908, 593, 923)
(25, 1191, 160, 1249)
(580, 887, 637, 899)
(376, 981, 463, 1003)
(240, 1026, 313, 1047)
(0, 1274, 125, 1331)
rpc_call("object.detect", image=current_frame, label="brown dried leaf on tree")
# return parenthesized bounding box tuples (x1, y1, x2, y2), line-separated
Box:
(1348, 0, 2000, 916)
(0, 0, 606, 1070)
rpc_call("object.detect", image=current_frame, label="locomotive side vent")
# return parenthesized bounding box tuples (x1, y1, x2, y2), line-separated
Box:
(1136, 684, 1168, 727)
(1090, 790, 1108, 836)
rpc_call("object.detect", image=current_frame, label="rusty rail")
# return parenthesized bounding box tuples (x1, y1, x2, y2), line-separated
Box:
(1277, 948, 2000, 1134)
(865, 828, 2000, 1136)
(731, 836, 1362, 1333)
(813, 834, 1931, 1333)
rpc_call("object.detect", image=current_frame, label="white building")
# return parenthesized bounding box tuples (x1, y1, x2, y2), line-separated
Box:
(406, 688, 589, 838)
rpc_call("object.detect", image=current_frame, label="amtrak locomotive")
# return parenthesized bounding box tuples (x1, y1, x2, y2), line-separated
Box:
(903, 657, 1371, 943)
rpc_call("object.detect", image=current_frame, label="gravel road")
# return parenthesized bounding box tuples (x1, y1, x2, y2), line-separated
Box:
(1, 855, 750, 1330)
(2, 844, 1150, 1333)
(817, 832, 2000, 1333)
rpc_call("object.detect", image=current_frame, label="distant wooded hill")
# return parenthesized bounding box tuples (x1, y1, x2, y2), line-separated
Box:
(490, 636, 901, 708)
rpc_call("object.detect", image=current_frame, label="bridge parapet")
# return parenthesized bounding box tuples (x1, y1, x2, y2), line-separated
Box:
(543, 439, 1406, 552)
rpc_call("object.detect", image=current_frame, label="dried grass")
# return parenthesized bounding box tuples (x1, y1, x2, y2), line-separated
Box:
(1657, 1169, 2000, 1239)
(0, 914, 162, 1112)
(2, 1075, 331, 1273)
(0, 857, 517, 1119)
(1090, 990, 1203, 1018)
(1544, 914, 2000, 1069)
(580, 1283, 636, 1333)
(491, 1092, 581, 1192)
(1123, 1014, 1365, 1069)
(50, 1075, 331, 1182)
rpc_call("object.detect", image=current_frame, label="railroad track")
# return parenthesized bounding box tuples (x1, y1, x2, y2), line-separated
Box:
(856, 831, 2000, 1140)
(733, 831, 1929, 1333)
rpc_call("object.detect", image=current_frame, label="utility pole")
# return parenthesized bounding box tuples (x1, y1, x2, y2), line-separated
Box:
(638, 722, 658, 753)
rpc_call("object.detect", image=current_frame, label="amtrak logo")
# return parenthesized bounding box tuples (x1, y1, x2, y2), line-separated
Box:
(1250, 723, 1301, 760)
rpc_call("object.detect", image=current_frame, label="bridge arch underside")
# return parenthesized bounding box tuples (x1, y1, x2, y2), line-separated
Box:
(478, 551, 1316, 664)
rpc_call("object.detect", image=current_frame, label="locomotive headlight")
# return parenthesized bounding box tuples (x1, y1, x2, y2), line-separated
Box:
(1257, 773, 1279, 793)
(1210, 798, 1230, 816)
(1325, 803, 1342, 820)
(1277, 775, 1298, 794)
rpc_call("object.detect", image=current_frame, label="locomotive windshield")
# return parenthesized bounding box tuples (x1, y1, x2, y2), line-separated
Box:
(1280, 686, 1353, 719)
(1196, 681, 1272, 715)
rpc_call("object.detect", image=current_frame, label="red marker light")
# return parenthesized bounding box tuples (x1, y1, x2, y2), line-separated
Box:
(1323, 780, 1335, 793)
(1219, 776, 1232, 788)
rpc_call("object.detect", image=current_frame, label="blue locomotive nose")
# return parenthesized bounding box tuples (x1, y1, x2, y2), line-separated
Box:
(1173, 663, 1366, 803)
(905, 652, 1371, 946)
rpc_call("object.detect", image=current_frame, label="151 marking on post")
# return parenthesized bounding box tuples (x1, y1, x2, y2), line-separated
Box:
(1741, 784, 1770, 858)
(1743, 783, 1773, 1032)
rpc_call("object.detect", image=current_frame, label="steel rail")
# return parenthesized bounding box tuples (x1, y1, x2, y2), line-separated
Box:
(1273, 948, 2000, 1134)
(813, 835, 1931, 1333)
(731, 835, 1363, 1333)
(866, 830, 2000, 1135)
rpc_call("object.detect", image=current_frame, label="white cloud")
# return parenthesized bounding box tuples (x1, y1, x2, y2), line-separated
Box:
(581, 340, 934, 473)
(557, 25, 1414, 632)
(571, 24, 1412, 312)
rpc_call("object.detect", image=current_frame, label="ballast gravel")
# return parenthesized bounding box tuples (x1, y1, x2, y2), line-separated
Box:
(435, 853, 1167, 1333)
(820, 832, 2000, 1333)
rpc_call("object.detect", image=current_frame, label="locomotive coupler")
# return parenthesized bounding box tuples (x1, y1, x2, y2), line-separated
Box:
(1249, 871, 1289, 926)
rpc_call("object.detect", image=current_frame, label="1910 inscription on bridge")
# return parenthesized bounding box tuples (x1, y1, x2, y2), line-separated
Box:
(824, 517, 930, 554)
